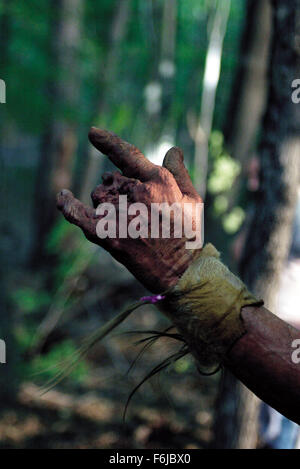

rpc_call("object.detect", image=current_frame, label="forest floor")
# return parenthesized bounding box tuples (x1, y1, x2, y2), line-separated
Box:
(0, 254, 220, 449)
(0, 329, 219, 449)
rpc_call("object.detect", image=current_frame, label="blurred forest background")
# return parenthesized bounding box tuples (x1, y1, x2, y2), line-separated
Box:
(0, 0, 299, 449)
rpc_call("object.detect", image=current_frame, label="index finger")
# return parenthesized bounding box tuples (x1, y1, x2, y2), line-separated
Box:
(56, 189, 98, 239)
(88, 127, 157, 181)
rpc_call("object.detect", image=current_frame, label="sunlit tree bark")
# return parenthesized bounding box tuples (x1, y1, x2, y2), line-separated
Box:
(193, 0, 230, 197)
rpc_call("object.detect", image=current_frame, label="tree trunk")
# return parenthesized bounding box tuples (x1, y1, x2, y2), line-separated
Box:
(224, 0, 272, 164)
(214, 0, 300, 449)
(224, 0, 272, 212)
(159, 0, 177, 128)
(80, 0, 131, 204)
(32, 0, 83, 265)
(193, 0, 231, 197)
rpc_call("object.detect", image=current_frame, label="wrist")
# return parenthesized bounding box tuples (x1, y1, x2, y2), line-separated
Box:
(161, 247, 203, 290)
(158, 244, 263, 368)
(129, 242, 203, 293)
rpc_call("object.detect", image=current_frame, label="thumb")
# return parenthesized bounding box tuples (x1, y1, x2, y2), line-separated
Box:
(162, 147, 200, 199)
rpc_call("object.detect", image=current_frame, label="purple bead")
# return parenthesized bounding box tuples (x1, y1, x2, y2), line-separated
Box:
(140, 294, 166, 304)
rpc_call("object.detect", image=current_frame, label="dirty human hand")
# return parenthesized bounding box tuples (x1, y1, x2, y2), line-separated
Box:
(57, 128, 203, 293)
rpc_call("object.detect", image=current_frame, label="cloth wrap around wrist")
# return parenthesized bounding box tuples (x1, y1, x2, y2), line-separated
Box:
(159, 243, 264, 369)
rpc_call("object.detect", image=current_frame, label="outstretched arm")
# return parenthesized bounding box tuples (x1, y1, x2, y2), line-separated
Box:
(57, 128, 300, 424)
(226, 305, 300, 424)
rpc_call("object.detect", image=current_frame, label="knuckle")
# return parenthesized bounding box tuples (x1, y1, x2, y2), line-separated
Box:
(91, 186, 100, 202)
(157, 166, 172, 183)
(91, 185, 108, 205)
(139, 183, 155, 199)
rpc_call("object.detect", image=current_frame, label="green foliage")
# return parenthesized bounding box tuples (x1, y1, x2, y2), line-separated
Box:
(5, 0, 53, 132)
(213, 194, 228, 215)
(15, 324, 88, 384)
(11, 287, 51, 315)
(208, 154, 240, 194)
(10, 216, 97, 388)
(45, 218, 77, 255)
(208, 130, 244, 235)
(20, 332, 88, 384)
(29, 340, 89, 384)
(173, 355, 193, 374)
(45, 218, 97, 290)
(222, 206, 245, 234)
(208, 130, 241, 194)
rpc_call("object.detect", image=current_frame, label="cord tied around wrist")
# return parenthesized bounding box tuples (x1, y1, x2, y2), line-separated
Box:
(159, 243, 264, 369)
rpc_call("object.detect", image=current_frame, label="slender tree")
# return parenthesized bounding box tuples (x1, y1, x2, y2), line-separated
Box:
(32, 0, 83, 265)
(224, 0, 272, 164)
(224, 0, 272, 212)
(193, 0, 231, 197)
(80, 0, 131, 204)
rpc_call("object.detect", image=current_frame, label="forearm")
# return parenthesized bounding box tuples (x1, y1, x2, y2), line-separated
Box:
(159, 246, 300, 424)
(56, 128, 300, 424)
(224, 305, 300, 424)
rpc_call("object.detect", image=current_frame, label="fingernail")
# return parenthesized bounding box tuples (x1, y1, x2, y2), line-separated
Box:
(60, 189, 70, 196)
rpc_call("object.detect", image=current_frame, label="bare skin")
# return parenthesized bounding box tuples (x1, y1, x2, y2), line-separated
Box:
(227, 306, 300, 424)
(57, 128, 300, 424)
(57, 127, 202, 293)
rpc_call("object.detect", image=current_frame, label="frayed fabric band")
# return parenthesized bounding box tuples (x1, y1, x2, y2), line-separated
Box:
(159, 243, 264, 369)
